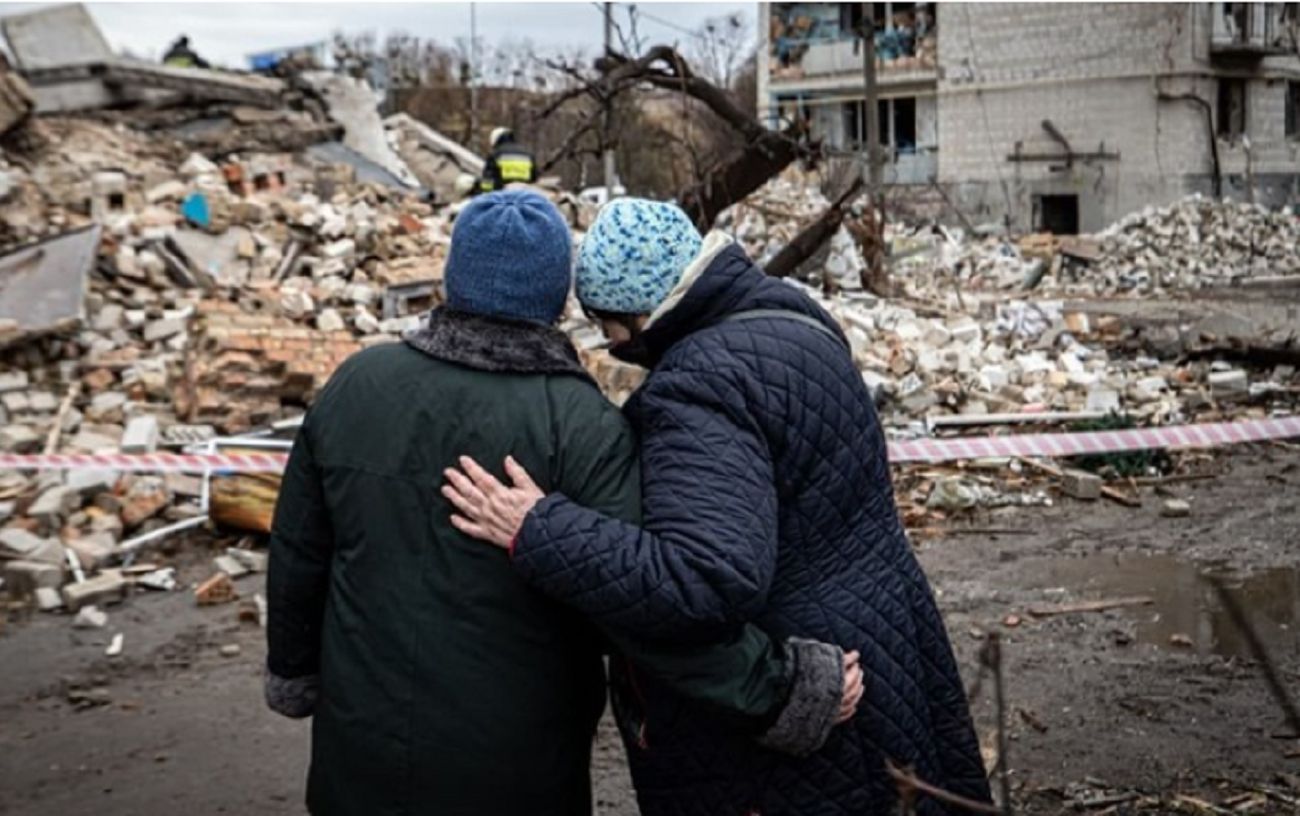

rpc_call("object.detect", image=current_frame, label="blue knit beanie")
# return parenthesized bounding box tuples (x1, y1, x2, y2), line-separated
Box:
(445, 190, 572, 324)
(575, 199, 702, 315)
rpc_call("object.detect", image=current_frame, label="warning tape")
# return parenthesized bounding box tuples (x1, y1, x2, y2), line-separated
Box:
(0, 452, 287, 474)
(888, 416, 1300, 463)
(0, 417, 1295, 473)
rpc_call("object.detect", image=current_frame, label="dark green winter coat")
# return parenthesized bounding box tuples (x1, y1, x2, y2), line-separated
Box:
(265, 309, 830, 816)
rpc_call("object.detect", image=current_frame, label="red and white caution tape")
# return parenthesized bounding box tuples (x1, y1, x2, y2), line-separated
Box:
(0, 452, 288, 474)
(0, 417, 1296, 473)
(888, 416, 1300, 463)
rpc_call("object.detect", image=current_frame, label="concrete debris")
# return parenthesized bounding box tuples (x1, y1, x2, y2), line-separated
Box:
(135, 567, 177, 592)
(1061, 469, 1103, 501)
(72, 604, 107, 629)
(61, 570, 127, 612)
(1161, 499, 1192, 518)
(105, 632, 123, 656)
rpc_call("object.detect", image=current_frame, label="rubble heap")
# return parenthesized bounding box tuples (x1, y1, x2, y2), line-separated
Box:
(0, 110, 599, 617)
(1090, 195, 1300, 294)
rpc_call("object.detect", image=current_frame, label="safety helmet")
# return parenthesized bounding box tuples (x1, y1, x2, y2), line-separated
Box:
(489, 127, 514, 148)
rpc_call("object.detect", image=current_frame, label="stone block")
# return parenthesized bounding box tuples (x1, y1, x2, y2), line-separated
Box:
(3, 560, 65, 594)
(35, 586, 63, 611)
(61, 571, 128, 612)
(86, 391, 127, 422)
(28, 391, 58, 413)
(66, 533, 116, 571)
(143, 317, 186, 343)
(316, 308, 345, 332)
(0, 370, 29, 393)
(1, 391, 29, 413)
(1086, 388, 1121, 413)
(212, 554, 250, 579)
(1061, 469, 1102, 501)
(28, 485, 80, 523)
(0, 528, 65, 564)
(120, 415, 159, 454)
(66, 468, 118, 498)
(1207, 369, 1248, 395)
(0, 424, 40, 453)
(1161, 499, 1191, 518)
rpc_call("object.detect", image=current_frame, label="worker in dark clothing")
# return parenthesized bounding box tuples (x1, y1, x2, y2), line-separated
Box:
(162, 36, 210, 69)
(479, 127, 537, 193)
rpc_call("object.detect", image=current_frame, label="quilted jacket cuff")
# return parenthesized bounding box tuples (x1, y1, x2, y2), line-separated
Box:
(264, 667, 319, 719)
(511, 492, 568, 572)
(756, 638, 844, 757)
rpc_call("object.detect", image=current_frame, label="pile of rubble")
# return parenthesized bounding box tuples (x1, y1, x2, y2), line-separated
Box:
(718, 171, 866, 287)
(0, 84, 591, 620)
(887, 194, 1300, 300)
(1089, 195, 1300, 294)
(706, 175, 1300, 433)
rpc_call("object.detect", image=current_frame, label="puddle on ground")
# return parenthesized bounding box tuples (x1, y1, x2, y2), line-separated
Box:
(1035, 553, 1298, 659)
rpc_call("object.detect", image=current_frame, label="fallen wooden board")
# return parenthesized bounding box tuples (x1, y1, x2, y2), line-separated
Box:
(1027, 596, 1155, 618)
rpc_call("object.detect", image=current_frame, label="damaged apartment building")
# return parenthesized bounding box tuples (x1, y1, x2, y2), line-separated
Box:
(758, 2, 1300, 233)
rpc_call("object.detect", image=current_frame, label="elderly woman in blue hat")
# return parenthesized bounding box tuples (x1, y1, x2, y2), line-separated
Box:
(446, 198, 992, 816)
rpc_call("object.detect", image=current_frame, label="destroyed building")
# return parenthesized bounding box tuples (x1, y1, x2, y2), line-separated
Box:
(758, 2, 1300, 232)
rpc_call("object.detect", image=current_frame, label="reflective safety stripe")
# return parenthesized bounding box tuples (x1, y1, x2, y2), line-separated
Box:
(497, 156, 533, 182)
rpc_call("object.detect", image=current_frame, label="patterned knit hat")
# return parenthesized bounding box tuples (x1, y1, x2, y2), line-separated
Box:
(444, 189, 572, 325)
(575, 199, 702, 315)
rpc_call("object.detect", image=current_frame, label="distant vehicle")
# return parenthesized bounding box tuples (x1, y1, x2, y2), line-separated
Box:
(577, 184, 626, 208)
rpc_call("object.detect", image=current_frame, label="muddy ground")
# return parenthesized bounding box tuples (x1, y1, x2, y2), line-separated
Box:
(1, 446, 1296, 815)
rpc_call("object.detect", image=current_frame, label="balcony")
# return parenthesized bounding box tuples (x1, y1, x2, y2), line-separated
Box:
(1210, 2, 1291, 59)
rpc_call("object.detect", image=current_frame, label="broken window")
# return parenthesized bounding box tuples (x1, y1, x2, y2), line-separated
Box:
(839, 97, 918, 152)
(893, 96, 917, 152)
(1287, 81, 1299, 139)
(1216, 78, 1247, 139)
(1034, 195, 1080, 236)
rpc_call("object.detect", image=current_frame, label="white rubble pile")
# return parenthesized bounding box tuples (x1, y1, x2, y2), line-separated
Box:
(1090, 195, 1300, 293)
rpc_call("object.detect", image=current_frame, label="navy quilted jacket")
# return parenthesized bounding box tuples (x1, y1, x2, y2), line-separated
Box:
(513, 240, 990, 815)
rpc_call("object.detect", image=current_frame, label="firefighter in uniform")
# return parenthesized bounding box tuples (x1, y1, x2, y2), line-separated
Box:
(479, 128, 537, 193)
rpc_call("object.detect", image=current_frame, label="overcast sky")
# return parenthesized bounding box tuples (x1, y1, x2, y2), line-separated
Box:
(3, 2, 755, 68)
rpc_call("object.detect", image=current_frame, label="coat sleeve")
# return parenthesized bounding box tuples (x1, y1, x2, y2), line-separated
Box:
(555, 383, 831, 742)
(266, 419, 335, 688)
(515, 367, 779, 640)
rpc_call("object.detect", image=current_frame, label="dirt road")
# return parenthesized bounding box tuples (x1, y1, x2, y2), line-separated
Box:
(1, 447, 1296, 815)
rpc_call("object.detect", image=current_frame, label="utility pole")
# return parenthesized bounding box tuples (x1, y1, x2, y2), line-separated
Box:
(859, 2, 886, 294)
(602, 1, 618, 195)
(469, 2, 479, 150)
(860, 2, 882, 193)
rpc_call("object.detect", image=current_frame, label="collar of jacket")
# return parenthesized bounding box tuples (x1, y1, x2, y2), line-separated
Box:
(403, 307, 594, 384)
(612, 233, 766, 369)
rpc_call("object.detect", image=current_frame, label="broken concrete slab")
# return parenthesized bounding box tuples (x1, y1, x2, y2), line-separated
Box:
(61, 570, 128, 612)
(0, 4, 112, 71)
(299, 72, 419, 189)
(0, 225, 100, 348)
